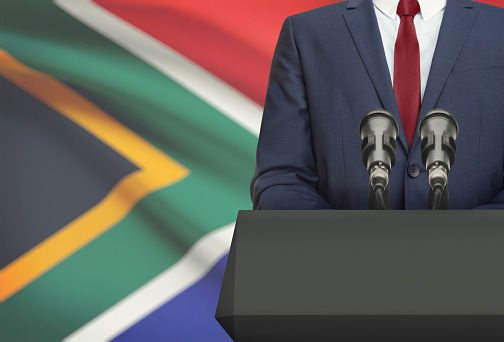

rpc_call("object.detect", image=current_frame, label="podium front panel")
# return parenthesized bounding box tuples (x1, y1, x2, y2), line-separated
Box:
(216, 210, 504, 341)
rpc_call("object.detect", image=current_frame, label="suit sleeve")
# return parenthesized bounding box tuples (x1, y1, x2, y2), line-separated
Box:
(472, 196, 504, 209)
(472, 143, 504, 209)
(472, 183, 504, 210)
(250, 17, 336, 210)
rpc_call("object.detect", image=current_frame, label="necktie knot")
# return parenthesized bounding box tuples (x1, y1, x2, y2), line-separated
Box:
(397, 0, 420, 18)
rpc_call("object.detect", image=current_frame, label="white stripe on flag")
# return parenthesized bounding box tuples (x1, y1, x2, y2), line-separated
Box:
(63, 223, 235, 342)
(54, 0, 262, 137)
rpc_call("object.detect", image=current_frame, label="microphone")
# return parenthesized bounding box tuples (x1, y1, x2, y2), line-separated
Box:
(418, 109, 459, 210)
(359, 109, 399, 210)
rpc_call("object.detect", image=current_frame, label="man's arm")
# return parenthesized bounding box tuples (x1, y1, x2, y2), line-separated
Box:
(473, 179, 504, 210)
(250, 17, 335, 210)
(473, 196, 504, 209)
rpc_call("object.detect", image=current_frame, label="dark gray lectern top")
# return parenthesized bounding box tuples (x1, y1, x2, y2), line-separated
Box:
(216, 210, 504, 342)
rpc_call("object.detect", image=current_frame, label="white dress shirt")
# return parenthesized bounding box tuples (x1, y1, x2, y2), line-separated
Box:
(373, 0, 446, 101)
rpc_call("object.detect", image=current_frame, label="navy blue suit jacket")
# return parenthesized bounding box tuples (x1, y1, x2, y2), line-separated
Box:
(251, 0, 504, 210)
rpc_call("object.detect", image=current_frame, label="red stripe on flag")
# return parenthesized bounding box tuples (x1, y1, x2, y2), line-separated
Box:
(484, 0, 504, 7)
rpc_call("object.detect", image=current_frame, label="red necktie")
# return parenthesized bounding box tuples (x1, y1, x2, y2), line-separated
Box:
(394, 0, 421, 149)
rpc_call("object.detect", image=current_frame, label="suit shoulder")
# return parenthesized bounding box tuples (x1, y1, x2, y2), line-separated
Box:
(472, 1, 504, 20)
(289, 1, 348, 25)
(470, 1, 504, 37)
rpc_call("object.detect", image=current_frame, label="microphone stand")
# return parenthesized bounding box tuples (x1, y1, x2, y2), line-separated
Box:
(367, 162, 390, 210)
(428, 188, 449, 210)
(425, 160, 452, 210)
(369, 185, 390, 210)
(428, 187, 450, 210)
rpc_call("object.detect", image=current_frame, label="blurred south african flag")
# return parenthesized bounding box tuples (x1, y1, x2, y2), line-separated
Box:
(1, 0, 503, 341)
(0, 0, 335, 340)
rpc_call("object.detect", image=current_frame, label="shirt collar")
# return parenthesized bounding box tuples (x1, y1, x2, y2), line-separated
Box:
(373, 0, 446, 22)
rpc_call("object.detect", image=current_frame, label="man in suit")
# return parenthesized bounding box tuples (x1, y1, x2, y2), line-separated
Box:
(251, 0, 504, 210)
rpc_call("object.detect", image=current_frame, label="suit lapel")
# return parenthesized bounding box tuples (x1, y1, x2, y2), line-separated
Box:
(412, 0, 477, 152)
(343, 0, 408, 152)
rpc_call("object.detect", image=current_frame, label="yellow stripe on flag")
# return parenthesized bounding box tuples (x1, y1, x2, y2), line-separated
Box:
(0, 50, 190, 302)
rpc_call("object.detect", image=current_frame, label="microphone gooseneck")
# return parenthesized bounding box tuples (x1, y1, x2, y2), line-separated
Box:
(418, 109, 459, 210)
(359, 109, 399, 210)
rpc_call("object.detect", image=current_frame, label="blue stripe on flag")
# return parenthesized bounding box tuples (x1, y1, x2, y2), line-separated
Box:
(112, 254, 232, 341)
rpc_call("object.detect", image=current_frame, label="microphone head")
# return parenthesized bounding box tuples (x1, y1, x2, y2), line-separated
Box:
(359, 109, 399, 140)
(359, 109, 399, 171)
(419, 109, 459, 140)
(418, 109, 459, 171)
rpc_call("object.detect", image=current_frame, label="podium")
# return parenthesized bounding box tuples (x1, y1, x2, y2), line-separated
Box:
(216, 210, 504, 341)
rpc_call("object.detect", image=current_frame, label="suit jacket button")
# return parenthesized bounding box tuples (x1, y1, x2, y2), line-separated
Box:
(408, 164, 420, 178)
